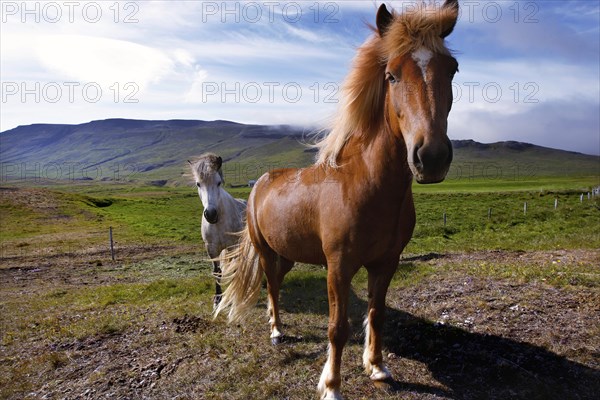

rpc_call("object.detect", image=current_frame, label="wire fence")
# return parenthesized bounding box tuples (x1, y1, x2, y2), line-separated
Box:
(2, 190, 598, 261)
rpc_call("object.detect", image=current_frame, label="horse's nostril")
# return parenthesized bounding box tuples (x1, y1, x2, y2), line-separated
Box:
(412, 144, 423, 171)
(204, 208, 218, 224)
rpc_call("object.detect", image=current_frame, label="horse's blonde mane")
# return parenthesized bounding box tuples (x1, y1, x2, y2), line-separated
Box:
(316, 2, 457, 167)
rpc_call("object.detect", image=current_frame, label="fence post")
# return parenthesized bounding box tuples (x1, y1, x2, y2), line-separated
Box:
(554, 198, 558, 209)
(109, 227, 115, 261)
(580, 194, 584, 203)
(443, 212, 447, 227)
(524, 202, 527, 215)
(488, 207, 492, 220)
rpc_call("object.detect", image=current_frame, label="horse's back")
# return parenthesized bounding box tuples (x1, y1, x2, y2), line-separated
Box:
(247, 167, 328, 265)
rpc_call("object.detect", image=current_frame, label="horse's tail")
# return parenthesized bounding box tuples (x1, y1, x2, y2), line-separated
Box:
(213, 224, 262, 323)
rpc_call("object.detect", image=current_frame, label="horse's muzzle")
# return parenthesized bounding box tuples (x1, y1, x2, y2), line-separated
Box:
(204, 208, 219, 224)
(410, 138, 453, 184)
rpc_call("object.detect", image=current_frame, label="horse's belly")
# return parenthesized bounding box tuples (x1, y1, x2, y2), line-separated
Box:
(262, 224, 326, 265)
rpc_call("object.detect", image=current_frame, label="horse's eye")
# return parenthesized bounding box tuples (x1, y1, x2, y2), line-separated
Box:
(196, 182, 201, 188)
(217, 181, 222, 187)
(385, 72, 397, 84)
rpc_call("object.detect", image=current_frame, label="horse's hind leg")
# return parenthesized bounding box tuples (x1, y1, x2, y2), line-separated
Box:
(261, 252, 293, 345)
(363, 260, 397, 382)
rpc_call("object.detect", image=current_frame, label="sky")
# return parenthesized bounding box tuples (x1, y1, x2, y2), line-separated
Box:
(1, 0, 599, 155)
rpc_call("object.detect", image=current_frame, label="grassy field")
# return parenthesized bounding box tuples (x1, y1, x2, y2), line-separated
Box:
(1, 177, 599, 399)
(2, 175, 598, 257)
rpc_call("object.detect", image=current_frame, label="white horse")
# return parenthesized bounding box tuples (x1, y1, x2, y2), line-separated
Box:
(188, 153, 246, 307)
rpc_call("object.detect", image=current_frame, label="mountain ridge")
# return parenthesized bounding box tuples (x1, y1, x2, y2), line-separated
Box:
(1, 119, 598, 185)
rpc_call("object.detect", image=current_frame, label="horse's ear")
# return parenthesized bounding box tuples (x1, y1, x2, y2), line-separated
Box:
(440, 0, 459, 38)
(216, 156, 222, 169)
(376, 4, 393, 37)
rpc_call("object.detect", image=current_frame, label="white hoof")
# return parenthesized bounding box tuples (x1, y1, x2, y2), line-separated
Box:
(270, 326, 283, 339)
(370, 365, 392, 381)
(320, 389, 344, 400)
(318, 360, 344, 399)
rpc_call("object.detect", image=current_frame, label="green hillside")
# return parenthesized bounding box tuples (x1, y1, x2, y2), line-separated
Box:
(1, 119, 598, 188)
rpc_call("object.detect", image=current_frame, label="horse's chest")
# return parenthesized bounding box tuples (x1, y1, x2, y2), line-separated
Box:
(202, 223, 234, 250)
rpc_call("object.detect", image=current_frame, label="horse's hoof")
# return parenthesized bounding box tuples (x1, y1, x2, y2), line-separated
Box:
(370, 365, 392, 381)
(212, 298, 222, 312)
(271, 336, 283, 346)
(320, 390, 344, 400)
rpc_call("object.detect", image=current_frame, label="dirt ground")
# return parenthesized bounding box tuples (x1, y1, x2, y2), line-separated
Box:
(0, 246, 599, 399)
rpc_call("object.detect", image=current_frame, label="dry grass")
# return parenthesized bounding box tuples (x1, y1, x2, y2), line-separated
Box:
(1, 247, 598, 400)
(1, 186, 599, 399)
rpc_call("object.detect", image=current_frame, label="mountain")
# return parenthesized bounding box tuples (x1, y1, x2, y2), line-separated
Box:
(1, 119, 598, 186)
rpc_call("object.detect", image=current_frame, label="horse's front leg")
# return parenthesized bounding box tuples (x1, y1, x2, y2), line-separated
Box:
(212, 260, 222, 307)
(206, 245, 222, 308)
(317, 258, 356, 400)
(363, 259, 397, 382)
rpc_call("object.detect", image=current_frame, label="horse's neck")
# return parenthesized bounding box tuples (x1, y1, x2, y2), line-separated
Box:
(217, 188, 244, 229)
(340, 123, 411, 188)
(219, 188, 237, 208)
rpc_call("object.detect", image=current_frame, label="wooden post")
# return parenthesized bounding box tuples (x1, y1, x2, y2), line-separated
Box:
(443, 212, 447, 227)
(109, 226, 115, 261)
(580, 194, 584, 203)
(554, 198, 558, 209)
(488, 208, 492, 220)
(524, 202, 527, 215)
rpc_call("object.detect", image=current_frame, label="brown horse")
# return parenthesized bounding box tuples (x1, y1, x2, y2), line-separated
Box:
(215, 2, 460, 398)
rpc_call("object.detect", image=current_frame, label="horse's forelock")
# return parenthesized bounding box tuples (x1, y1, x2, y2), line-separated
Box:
(190, 153, 223, 181)
(381, 3, 457, 60)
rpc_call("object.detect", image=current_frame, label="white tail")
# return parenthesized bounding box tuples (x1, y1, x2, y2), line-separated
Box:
(213, 225, 262, 322)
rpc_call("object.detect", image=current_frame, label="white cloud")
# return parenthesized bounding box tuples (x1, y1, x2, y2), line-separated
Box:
(172, 49, 195, 68)
(35, 34, 173, 90)
(187, 33, 342, 63)
(184, 68, 210, 103)
(450, 58, 599, 120)
(285, 25, 326, 43)
(449, 99, 600, 155)
(447, 55, 600, 154)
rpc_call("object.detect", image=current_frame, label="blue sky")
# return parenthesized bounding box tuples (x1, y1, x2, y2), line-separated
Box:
(1, 1, 599, 154)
